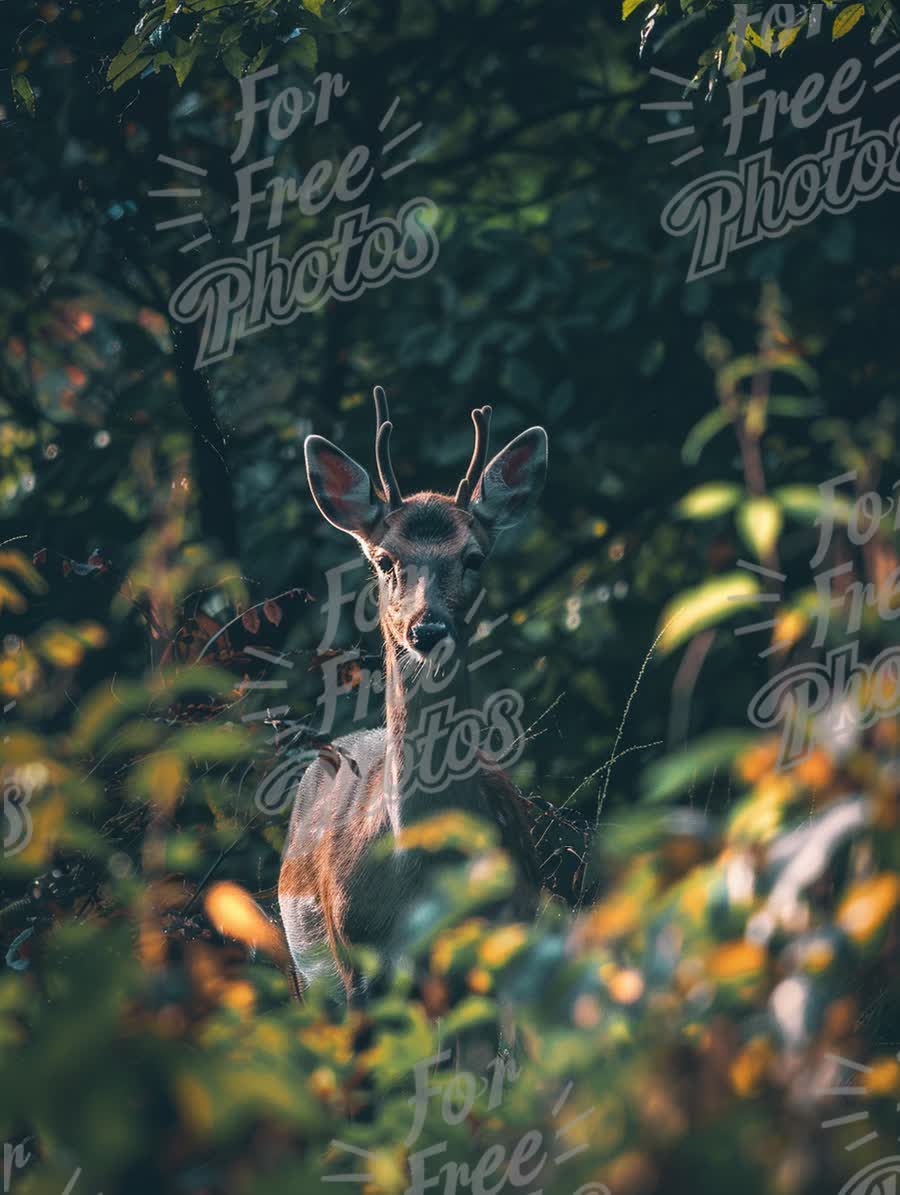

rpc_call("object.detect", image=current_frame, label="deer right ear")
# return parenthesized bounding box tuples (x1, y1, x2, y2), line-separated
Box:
(304, 435, 384, 537)
(473, 426, 548, 533)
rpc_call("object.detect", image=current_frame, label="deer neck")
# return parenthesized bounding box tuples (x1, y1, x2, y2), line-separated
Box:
(382, 634, 481, 830)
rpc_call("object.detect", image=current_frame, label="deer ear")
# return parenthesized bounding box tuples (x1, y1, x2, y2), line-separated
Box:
(305, 435, 384, 536)
(473, 426, 547, 532)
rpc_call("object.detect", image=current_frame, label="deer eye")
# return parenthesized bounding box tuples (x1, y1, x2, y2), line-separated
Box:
(463, 552, 485, 572)
(375, 553, 394, 574)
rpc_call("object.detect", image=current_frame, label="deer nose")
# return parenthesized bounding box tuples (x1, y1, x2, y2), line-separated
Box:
(410, 621, 451, 653)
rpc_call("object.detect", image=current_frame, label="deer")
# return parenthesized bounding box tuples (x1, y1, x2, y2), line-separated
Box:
(278, 387, 548, 1001)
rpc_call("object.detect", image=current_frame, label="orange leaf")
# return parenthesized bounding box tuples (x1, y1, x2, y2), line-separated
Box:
(203, 882, 288, 963)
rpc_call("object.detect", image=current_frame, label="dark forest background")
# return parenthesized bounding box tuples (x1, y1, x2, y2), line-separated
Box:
(1, 1, 899, 1192)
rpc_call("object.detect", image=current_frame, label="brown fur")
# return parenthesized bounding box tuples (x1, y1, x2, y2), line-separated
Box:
(278, 747, 539, 996)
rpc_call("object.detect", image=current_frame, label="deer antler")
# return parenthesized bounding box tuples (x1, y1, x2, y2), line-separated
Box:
(455, 405, 492, 509)
(373, 385, 403, 510)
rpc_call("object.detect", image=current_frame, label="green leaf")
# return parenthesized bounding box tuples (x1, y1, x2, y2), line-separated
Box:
(290, 34, 318, 72)
(71, 686, 148, 753)
(218, 22, 244, 48)
(245, 46, 270, 75)
(677, 482, 742, 520)
(173, 39, 200, 86)
(682, 407, 731, 465)
(107, 25, 161, 86)
(442, 996, 497, 1035)
(765, 349, 818, 390)
(773, 484, 853, 525)
(109, 53, 153, 90)
(118, 33, 147, 56)
(767, 395, 824, 417)
(130, 750, 186, 811)
(736, 496, 783, 561)
(658, 571, 760, 654)
(643, 731, 756, 803)
(11, 74, 36, 115)
(221, 42, 248, 79)
(171, 723, 252, 763)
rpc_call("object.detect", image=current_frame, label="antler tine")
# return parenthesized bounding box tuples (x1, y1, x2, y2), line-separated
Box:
(454, 477, 471, 508)
(373, 385, 403, 510)
(375, 418, 404, 511)
(455, 405, 492, 509)
(373, 384, 390, 430)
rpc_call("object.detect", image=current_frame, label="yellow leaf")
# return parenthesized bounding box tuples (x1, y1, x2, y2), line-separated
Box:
(678, 482, 742, 520)
(0, 578, 25, 614)
(658, 572, 760, 654)
(746, 24, 773, 54)
(794, 748, 833, 791)
(730, 1036, 773, 1097)
(833, 3, 865, 39)
(723, 34, 749, 79)
(837, 874, 900, 945)
(582, 892, 641, 943)
(800, 937, 835, 974)
(736, 738, 781, 784)
(864, 1057, 900, 1097)
(141, 751, 186, 812)
(432, 918, 485, 973)
(41, 628, 84, 668)
(77, 622, 108, 648)
(708, 940, 767, 982)
(366, 1149, 409, 1195)
(15, 793, 65, 867)
(309, 1066, 338, 1101)
(772, 608, 808, 651)
(777, 24, 802, 53)
(468, 966, 492, 993)
(397, 811, 498, 854)
(0, 552, 47, 592)
(219, 980, 256, 1017)
(173, 1071, 215, 1137)
(303, 0, 324, 14)
(479, 925, 527, 969)
(727, 777, 796, 845)
(0, 730, 47, 764)
(622, 0, 647, 19)
(736, 496, 783, 561)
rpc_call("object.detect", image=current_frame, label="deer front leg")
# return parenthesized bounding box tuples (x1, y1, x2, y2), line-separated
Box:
(278, 885, 338, 996)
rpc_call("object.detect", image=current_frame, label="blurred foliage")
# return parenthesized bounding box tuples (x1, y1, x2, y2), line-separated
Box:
(1, 0, 899, 1193)
(625, 0, 900, 88)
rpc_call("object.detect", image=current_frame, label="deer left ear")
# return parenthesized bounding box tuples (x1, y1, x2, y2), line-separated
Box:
(304, 435, 385, 537)
(473, 426, 548, 532)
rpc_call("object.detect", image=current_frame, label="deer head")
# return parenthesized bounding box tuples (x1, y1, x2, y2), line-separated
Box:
(304, 387, 548, 662)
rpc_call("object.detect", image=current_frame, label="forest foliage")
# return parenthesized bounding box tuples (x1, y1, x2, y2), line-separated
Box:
(1, 0, 899, 1192)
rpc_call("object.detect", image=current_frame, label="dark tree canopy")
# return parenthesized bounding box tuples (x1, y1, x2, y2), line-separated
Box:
(1, 0, 899, 1191)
